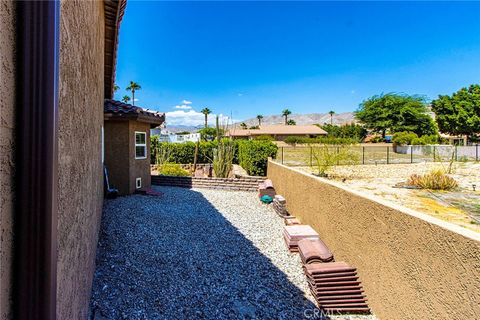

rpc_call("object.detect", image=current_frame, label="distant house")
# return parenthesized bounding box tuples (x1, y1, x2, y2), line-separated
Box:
(104, 99, 165, 195)
(151, 129, 201, 143)
(226, 125, 327, 141)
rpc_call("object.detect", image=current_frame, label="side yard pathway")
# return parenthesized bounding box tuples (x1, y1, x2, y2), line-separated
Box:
(90, 186, 374, 320)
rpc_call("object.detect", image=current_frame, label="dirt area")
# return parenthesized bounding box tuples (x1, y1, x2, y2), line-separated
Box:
(299, 162, 480, 232)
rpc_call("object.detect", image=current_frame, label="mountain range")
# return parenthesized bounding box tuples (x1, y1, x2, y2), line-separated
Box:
(237, 112, 356, 127)
(164, 112, 356, 132)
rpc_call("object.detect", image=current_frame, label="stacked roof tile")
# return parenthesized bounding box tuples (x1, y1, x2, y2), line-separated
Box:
(303, 262, 370, 314)
(283, 225, 319, 252)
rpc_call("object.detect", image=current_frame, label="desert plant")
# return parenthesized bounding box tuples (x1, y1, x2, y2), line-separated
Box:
(158, 163, 190, 177)
(310, 145, 359, 176)
(407, 169, 458, 190)
(212, 139, 235, 178)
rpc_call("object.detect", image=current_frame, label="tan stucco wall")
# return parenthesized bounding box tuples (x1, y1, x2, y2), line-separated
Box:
(0, 2, 16, 319)
(104, 120, 130, 195)
(128, 121, 151, 194)
(104, 120, 152, 195)
(268, 160, 480, 320)
(57, 1, 105, 319)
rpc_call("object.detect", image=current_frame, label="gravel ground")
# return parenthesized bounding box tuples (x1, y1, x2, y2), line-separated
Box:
(90, 186, 375, 320)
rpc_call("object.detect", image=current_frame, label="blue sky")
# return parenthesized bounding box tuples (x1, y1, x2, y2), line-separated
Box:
(114, 1, 480, 126)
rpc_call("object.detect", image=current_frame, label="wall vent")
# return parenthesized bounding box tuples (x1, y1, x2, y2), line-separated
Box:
(136, 177, 142, 189)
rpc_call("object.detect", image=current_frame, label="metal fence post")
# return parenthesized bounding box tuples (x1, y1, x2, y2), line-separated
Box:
(410, 146, 413, 163)
(455, 145, 458, 161)
(433, 146, 436, 162)
(476, 144, 479, 162)
(386, 146, 389, 164)
(336, 146, 340, 165)
(362, 146, 365, 165)
(281, 147, 284, 164)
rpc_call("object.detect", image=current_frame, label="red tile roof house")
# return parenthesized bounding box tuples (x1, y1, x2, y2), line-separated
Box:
(226, 125, 328, 141)
(1, 1, 127, 318)
(104, 99, 165, 195)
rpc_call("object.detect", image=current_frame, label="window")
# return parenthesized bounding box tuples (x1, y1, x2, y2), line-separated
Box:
(135, 131, 147, 159)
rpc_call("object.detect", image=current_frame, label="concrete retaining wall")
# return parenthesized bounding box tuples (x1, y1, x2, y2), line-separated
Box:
(151, 175, 263, 192)
(267, 160, 480, 320)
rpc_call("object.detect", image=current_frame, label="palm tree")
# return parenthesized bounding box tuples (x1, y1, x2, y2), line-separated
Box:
(113, 84, 120, 92)
(328, 110, 335, 125)
(121, 95, 131, 103)
(282, 109, 292, 125)
(201, 108, 212, 128)
(256, 114, 264, 126)
(126, 81, 141, 106)
(240, 122, 247, 129)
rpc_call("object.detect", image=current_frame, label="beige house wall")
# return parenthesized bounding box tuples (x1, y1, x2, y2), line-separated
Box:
(0, 2, 16, 319)
(267, 160, 480, 320)
(57, 0, 105, 318)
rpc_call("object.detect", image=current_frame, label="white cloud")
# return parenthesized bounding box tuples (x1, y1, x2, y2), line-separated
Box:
(175, 104, 192, 110)
(165, 110, 234, 127)
(182, 99, 192, 105)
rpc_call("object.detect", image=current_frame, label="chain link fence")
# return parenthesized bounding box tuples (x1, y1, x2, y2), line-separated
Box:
(277, 144, 480, 167)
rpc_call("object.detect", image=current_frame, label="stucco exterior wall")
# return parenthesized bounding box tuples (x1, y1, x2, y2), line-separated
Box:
(104, 121, 130, 194)
(267, 160, 480, 320)
(57, 1, 105, 319)
(0, 2, 16, 319)
(128, 121, 152, 193)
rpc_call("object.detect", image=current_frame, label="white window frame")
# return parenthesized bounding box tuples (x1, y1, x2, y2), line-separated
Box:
(135, 131, 147, 160)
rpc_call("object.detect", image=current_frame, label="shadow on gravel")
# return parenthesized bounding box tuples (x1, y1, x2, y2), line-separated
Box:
(90, 186, 318, 320)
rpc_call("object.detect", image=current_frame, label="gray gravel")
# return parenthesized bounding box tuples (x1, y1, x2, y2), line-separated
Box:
(90, 186, 375, 320)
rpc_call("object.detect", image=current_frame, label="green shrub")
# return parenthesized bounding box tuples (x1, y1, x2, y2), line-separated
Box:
(254, 135, 275, 141)
(392, 131, 418, 145)
(393, 132, 439, 145)
(158, 164, 190, 177)
(238, 140, 278, 176)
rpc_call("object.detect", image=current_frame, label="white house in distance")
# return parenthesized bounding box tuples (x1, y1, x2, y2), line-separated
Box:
(151, 128, 201, 143)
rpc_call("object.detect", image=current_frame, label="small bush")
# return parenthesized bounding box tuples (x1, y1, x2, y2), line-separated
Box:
(393, 132, 418, 145)
(238, 140, 278, 176)
(393, 132, 439, 145)
(311, 145, 360, 176)
(158, 163, 191, 177)
(407, 169, 458, 190)
(254, 135, 275, 141)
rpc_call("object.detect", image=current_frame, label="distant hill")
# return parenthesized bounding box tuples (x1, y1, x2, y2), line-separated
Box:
(162, 125, 201, 133)
(237, 112, 356, 127)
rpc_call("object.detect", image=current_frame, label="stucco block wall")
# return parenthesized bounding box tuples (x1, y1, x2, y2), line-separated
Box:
(0, 2, 16, 319)
(57, 0, 105, 319)
(267, 160, 480, 320)
(128, 121, 151, 193)
(104, 121, 130, 194)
